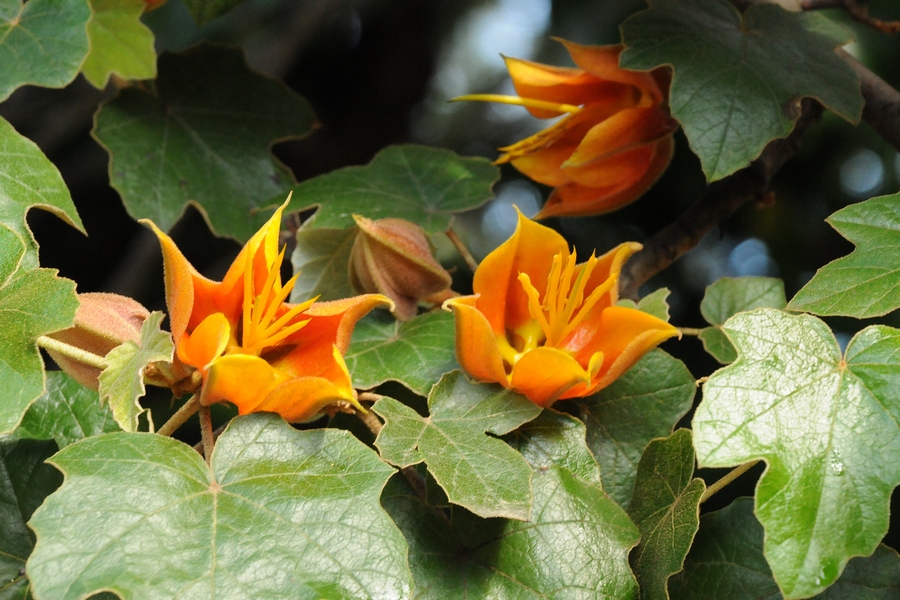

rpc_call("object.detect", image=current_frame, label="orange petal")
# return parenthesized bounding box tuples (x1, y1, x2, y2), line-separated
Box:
(220, 198, 290, 296)
(255, 376, 356, 423)
(564, 146, 654, 189)
(298, 294, 393, 353)
(557, 39, 663, 102)
(509, 346, 593, 407)
(564, 106, 677, 168)
(473, 209, 568, 333)
(442, 295, 510, 387)
(201, 354, 282, 411)
(176, 312, 230, 371)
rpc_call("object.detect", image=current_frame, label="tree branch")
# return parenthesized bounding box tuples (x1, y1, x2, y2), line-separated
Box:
(620, 100, 822, 298)
(800, 0, 900, 33)
(840, 50, 900, 152)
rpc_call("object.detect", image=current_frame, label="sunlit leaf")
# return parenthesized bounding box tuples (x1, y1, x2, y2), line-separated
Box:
(383, 411, 640, 599)
(373, 371, 541, 520)
(619, 287, 671, 322)
(621, 0, 862, 181)
(0, 225, 78, 435)
(627, 429, 704, 600)
(698, 277, 786, 363)
(290, 221, 356, 303)
(93, 44, 316, 241)
(0, 0, 90, 102)
(286, 145, 498, 234)
(347, 310, 459, 396)
(694, 309, 900, 598)
(0, 439, 62, 600)
(10, 371, 119, 448)
(575, 349, 695, 507)
(98, 311, 173, 433)
(28, 414, 411, 599)
(788, 194, 900, 318)
(81, 0, 156, 89)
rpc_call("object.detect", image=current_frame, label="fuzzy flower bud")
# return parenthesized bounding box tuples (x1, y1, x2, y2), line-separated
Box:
(47, 293, 149, 390)
(350, 216, 453, 321)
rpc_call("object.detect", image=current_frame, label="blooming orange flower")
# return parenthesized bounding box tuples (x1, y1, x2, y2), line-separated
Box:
(144, 201, 391, 422)
(456, 38, 676, 219)
(444, 211, 679, 407)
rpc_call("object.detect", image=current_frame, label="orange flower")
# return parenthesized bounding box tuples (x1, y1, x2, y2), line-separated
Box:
(443, 211, 678, 407)
(456, 38, 676, 219)
(144, 201, 391, 422)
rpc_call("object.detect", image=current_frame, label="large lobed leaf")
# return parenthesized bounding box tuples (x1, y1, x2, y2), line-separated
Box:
(0, 0, 90, 102)
(28, 414, 411, 599)
(788, 194, 900, 318)
(383, 411, 640, 599)
(693, 309, 900, 598)
(93, 44, 316, 241)
(81, 0, 156, 89)
(0, 225, 78, 435)
(286, 145, 499, 234)
(621, 0, 862, 181)
(290, 221, 357, 303)
(373, 371, 541, 520)
(575, 349, 696, 508)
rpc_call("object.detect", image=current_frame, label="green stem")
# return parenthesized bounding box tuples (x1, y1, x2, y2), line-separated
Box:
(156, 394, 200, 437)
(699, 460, 760, 504)
(678, 327, 705, 336)
(36, 335, 107, 370)
(446, 227, 479, 273)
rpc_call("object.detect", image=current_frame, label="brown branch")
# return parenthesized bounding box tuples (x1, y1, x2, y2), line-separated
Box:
(840, 50, 900, 152)
(620, 100, 823, 298)
(801, 0, 900, 33)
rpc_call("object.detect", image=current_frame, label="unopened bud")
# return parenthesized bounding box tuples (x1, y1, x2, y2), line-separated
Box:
(350, 216, 453, 321)
(46, 293, 150, 389)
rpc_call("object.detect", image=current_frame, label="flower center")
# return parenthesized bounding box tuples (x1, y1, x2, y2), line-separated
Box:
(240, 246, 315, 355)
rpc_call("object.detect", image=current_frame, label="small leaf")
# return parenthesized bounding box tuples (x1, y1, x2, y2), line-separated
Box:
(627, 429, 704, 600)
(81, 0, 156, 89)
(788, 194, 900, 318)
(0, 0, 90, 102)
(11, 371, 119, 448)
(346, 310, 459, 396)
(620, 287, 672, 322)
(621, 0, 862, 181)
(287, 145, 499, 234)
(575, 349, 696, 507)
(98, 311, 173, 432)
(182, 0, 243, 24)
(0, 225, 78, 435)
(373, 371, 541, 520)
(383, 411, 640, 599)
(0, 438, 62, 600)
(93, 44, 316, 241)
(698, 277, 786, 363)
(289, 222, 356, 303)
(694, 309, 900, 598)
(28, 414, 412, 599)
(0, 115, 83, 268)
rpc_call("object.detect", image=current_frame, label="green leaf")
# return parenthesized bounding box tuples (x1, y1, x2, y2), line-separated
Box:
(575, 349, 696, 508)
(93, 44, 316, 241)
(0, 0, 90, 102)
(619, 287, 672, 322)
(788, 194, 900, 318)
(97, 311, 173, 433)
(28, 413, 411, 599)
(0, 438, 62, 600)
(383, 411, 640, 599)
(627, 429, 704, 600)
(182, 0, 243, 25)
(11, 371, 119, 448)
(286, 145, 499, 234)
(698, 277, 786, 364)
(693, 309, 900, 598)
(0, 115, 83, 268)
(669, 497, 900, 599)
(81, 0, 156, 89)
(373, 371, 541, 520)
(290, 222, 356, 303)
(0, 225, 78, 435)
(346, 310, 459, 396)
(620, 0, 862, 181)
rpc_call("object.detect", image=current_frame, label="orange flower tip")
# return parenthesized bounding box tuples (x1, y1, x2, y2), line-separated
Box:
(449, 94, 581, 115)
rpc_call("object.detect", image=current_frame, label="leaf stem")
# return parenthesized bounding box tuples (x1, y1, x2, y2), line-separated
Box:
(36, 335, 107, 370)
(156, 394, 200, 437)
(678, 327, 705, 336)
(446, 227, 479, 273)
(699, 460, 760, 504)
(199, 406, 215, 464)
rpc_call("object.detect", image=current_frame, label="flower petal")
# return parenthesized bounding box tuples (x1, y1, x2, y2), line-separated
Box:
(201, 354, 281, 411)
(442, 295, 510, 387)
(298, 294, 393, 353)
(176, 312, 230, 372)
(255, 376, 356, 423)
(557, 39, 664, 101)
(509, 346, 593, 407)
(563, 106, 677, 169)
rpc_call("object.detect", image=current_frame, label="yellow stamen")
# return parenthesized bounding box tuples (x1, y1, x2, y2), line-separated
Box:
(450, 94, 581, 114)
